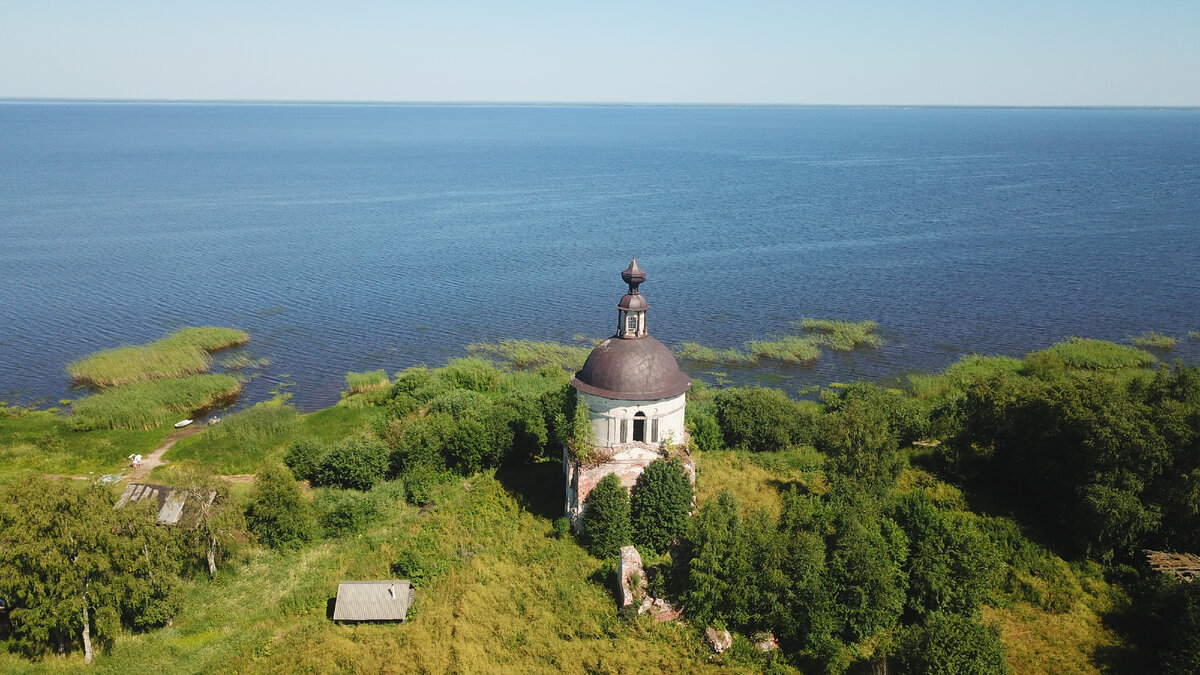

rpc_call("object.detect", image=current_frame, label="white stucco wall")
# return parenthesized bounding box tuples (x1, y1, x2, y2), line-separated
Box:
(579, 391, 686, 448)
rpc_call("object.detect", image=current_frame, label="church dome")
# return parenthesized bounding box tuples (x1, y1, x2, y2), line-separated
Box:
(572, 336, 691, 400)
(570, 258, 691, 401)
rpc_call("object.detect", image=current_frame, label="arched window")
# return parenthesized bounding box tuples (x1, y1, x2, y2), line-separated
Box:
(633, 411, 646, 442)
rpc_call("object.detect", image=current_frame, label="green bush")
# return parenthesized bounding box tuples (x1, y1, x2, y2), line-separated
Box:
(245, 464, 317, 550)
(715, 386, 815, 452)
(440, 358, 503, 393)
(314, 434, 390, 491)
(581, 473, 632, 559)
(284, 437, 328, 481)
(685, 400, 723, 452)
(630, 458, 694, 554)
(892, 612, 1009, 675)
(628, 456, 696, 552)
(315, 489, 382, 537)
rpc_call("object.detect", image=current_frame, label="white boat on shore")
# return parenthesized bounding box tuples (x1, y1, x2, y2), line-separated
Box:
(173, 419, 193, 429)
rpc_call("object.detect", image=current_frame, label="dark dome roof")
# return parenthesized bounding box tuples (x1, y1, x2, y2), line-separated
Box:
(571, 336, 691, 400)
(617, 293, 649, 311)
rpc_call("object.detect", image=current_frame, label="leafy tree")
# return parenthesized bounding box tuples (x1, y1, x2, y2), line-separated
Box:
(315, 489, 382, 537)
(715, 386, 814, 452)
(630, 457, 693, 554)
(684, 490, 751, 626)
(245, 464, 317, 550)
(684, 399, 723, 452)
(283, 436, 327, 481)
(581, 473, 631, 558)
(895, 489, 1000, 619)
(893, 612, 1009, 675)
(0, 478, 180, 663)
(314, 434, 390, 490)
(173, 468, 246, 576)
(826, 496, 907, 644)
(818, 391, 903, 499)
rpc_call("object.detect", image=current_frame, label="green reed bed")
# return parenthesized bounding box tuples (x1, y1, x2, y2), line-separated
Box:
(70, 374, 242, 431)
(796, 318, 885, 351)
(676, 342, 753, 364)
(167, 400, 300, 474)
(744, 335, 822, 364)
(67, 326, 250, 387)
(907, 354, 1025, 399)
(1130, 331, 1177, 350)
(467, 339, 592, 371)
(344, 369, 389, 395)
(1190, 331, 1200, 340)
(1026, 337, 1155, 371)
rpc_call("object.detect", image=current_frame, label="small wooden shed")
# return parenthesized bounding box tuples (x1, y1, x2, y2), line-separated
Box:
(332, 581, 415, 622)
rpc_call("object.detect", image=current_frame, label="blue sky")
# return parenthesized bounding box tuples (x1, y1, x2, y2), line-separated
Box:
(1, 1, 1197, 105)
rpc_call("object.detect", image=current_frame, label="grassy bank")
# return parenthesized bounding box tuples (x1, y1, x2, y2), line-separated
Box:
(67, 327, 250, 387)
(0, 411, 164, 483)
(70, 374, 242, 431)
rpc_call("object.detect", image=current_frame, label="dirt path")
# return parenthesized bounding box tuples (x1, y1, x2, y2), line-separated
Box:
(126, 424, 206, 482)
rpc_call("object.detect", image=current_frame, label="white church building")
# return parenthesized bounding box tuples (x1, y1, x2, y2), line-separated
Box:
(564, 258, 695, 527)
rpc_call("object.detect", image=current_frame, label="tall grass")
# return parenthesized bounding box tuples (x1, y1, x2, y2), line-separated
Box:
(1026, 338, 1155, 371)
(676, 342, 752, 364)
(1190, 331, 1200, 341)
(167, 400, 300, 474)
(67, 327, 250, 387)
(467, 339, 591, 371)
(0, 411, 164, 482)
(344, 369, 389, 395)
(744, 335, 821, 364)
(796, 318, 885, 351)
(70, 375, 242, 431)
(1129, 331, 1177, 350)
(907, 355, 1025, 399)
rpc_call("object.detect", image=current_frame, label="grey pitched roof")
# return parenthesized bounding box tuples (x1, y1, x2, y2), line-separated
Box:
(333, 581, 415, 622)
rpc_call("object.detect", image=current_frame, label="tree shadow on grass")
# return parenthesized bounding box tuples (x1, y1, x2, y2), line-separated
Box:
(495, 459, 562, 521)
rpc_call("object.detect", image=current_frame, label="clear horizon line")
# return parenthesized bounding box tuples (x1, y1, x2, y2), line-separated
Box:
(1, 97, 1198, 111)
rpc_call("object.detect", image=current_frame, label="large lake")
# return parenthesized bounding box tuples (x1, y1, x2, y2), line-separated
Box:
(1, 103, 1198, 410)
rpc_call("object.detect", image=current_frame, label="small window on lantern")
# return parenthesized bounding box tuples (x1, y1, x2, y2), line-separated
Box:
(626, 315, 638, 332)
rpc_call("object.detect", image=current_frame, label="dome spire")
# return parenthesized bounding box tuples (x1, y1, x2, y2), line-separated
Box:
(621, 257, 646, 294)
(616, 257, 649, 339)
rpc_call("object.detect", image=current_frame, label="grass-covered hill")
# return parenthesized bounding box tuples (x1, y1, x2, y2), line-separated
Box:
(2, 332, 1199, 673)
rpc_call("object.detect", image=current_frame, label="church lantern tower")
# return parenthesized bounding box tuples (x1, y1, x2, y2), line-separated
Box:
(564, 258, 694, 527)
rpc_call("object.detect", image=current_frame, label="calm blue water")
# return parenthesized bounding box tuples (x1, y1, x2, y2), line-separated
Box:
(1, 103, 1198, 410)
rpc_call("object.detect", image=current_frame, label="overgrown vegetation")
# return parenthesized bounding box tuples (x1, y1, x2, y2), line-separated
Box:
(1026, 337, 1155, 371)
(69, 375, 241, 431)
(66, 327, 249, 387)
(796, 318, 885, 351)
(1130, 331, 1178, 350)
(344, 369, 389, 395)
(3, 332, 1198, 672)
(467, 339, 592, 371)
(676, 318, 882, 367)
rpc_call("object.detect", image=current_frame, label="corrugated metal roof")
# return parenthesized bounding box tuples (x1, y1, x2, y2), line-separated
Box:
(333, 581, 414, 622)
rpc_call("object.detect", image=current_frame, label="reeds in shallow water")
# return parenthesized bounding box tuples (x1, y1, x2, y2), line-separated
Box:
(1129, 331, 1177, 350)
(1027, 337, 1155, 370)
(67, 326, 250, 387)
(70, 374, 242, 431)
(344, 369, 390, 395)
